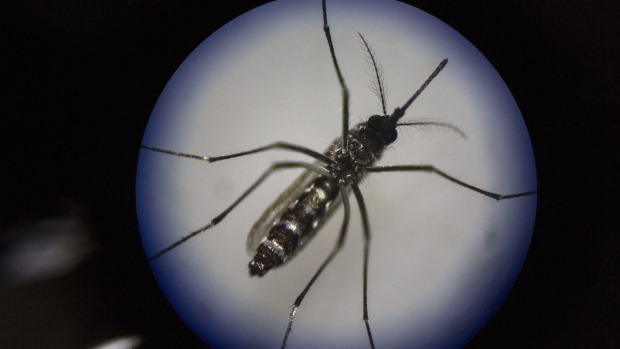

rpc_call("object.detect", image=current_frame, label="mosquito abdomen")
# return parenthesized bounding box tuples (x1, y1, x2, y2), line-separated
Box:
(249, 175, 340, 276)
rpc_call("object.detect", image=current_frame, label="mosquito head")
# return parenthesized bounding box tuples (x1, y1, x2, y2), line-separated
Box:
(364, 114, 398, 146)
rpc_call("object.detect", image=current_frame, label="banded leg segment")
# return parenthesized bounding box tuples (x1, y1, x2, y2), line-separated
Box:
(150, 161, 328, 260)
(366, 165, 537, 200)
(142, 141, 335, 166)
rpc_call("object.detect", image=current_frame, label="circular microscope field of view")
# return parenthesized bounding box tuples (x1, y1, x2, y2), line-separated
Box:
(136, 1, 537, 348)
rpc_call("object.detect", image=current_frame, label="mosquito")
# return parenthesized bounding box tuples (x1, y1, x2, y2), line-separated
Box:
(141, 0, 537, 348)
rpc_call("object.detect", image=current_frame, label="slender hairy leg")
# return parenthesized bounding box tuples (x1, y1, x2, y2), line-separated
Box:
(142, 141, 335, 166)
(149, 161, 329, 260)
(321, 0, 351, 154)
(280, 184, 351, 349)
(366, 165, 537, 200)
(351, 183, 376, 349)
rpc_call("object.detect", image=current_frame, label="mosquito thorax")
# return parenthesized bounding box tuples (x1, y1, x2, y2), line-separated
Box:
(329, 153, 361, 186)
(346, 114, 396, 164)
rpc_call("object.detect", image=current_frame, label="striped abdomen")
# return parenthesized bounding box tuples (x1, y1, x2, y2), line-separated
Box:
(248, 175, 340, 276)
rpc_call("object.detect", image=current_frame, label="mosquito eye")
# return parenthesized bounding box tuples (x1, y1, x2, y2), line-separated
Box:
(367, 115, 385, 131)
(367, 115, 397, 144)
(382, 129, 397, 144)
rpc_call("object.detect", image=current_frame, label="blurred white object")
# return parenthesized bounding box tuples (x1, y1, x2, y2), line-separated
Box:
(89, 335, 144, 349)
(1, 204, 97, 288)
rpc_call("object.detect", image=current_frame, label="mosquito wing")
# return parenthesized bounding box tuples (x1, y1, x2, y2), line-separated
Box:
(245, 138, 345, 257)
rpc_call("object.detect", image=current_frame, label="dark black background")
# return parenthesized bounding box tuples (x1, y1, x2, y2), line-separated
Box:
(2, 0, 618, 348)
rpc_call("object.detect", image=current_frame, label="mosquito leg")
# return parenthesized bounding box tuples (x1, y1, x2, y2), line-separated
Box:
(141, 141, 335, 166)
(351, 183, 376, 349)
(366, 165, 537, 200)
(281, 184, 351, 349)
(149, 161, 329, 260)
(139, 145, 210, 161)
(321, 0, 351, 154)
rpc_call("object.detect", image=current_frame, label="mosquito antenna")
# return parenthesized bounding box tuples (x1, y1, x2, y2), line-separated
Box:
(397, 121, 467, 139)
(359, 33, 387, 115)
(390, 58, 448, 123)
